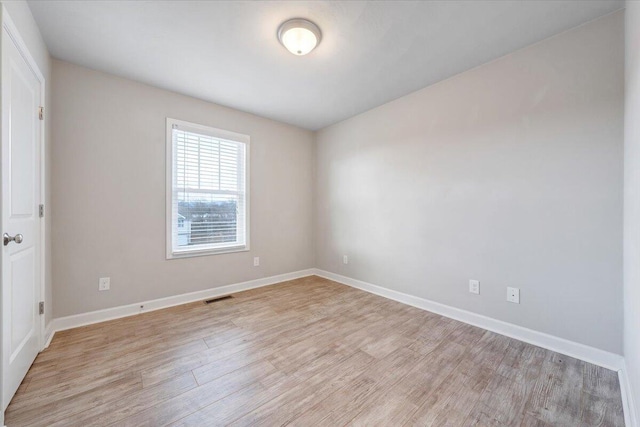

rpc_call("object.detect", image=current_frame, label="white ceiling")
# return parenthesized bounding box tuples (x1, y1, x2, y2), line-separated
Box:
(29, 0, 623, 130)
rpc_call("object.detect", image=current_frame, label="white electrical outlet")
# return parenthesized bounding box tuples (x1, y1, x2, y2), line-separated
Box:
(343, 255, 348, 264)
(99, 277, 110, 291)
(507, 287, 520, 304)
(253, 257, 260, 267)
(469, 280, 480, 295)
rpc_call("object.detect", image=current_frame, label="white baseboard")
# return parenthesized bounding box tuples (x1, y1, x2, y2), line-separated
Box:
(620, 362, 639, 427)
(44, 267, 625, 372)
(50, 269, 316, 334)
(38, 267, 635, 424)
(313, 269, 624, 372)
(43, 321, 55, 349)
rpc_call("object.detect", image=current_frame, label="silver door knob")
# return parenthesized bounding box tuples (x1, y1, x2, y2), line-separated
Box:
(3, 233, 23, 246)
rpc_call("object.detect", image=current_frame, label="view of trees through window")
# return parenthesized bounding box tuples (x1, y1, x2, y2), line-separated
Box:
(177, 198, 237, 246)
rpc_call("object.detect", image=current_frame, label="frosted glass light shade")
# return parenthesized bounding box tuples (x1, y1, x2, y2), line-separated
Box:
(277, 18, 321, 56)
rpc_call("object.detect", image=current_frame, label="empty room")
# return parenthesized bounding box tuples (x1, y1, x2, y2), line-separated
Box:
(0, 0, 639, 425)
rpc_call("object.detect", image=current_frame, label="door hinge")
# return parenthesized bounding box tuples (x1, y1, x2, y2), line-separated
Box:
(39, 204, 44, 218)
(39, 301, 44, 315)
(38, 106, 44, 121)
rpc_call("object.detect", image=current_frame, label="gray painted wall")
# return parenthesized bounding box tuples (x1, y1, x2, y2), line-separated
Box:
(315, 12, 624, 353)
(624, 0, 640, 420)
(51, 60, 315, 317)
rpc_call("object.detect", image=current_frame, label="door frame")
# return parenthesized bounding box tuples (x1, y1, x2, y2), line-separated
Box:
(0, 4, 47, 413)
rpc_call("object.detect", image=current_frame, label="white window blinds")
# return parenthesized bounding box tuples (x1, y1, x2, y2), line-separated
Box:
(167, 119, 249, 258)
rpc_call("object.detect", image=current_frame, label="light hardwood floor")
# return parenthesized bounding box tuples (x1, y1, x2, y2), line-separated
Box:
(5, 276, 624, 426)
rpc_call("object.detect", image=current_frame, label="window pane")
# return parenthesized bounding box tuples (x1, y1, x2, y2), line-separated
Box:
(176, 193, 238, 247)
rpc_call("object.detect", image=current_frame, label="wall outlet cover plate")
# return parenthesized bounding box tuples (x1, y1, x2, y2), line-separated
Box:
(507, 287, 520, 304)
(469, 280, 480, 295)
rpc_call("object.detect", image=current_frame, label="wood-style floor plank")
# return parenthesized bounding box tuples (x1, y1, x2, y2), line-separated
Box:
(4, 276, 625, 426)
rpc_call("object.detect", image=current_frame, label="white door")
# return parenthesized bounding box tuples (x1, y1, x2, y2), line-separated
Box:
(1, 23, 43, 411)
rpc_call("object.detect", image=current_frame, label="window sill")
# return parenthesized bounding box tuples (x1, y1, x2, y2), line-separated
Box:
(167, 245, 249, 260)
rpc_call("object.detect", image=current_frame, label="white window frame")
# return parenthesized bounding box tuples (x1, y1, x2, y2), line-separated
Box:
(166, 118, 250, 259)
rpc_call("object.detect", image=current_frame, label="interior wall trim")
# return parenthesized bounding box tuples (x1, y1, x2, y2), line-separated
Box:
(42, 268, 633, 424)
(47, 269, 316, 338)
(43, 322, 55, 349)
(312, 269, 625, 372)
(619, 361, 639, 427)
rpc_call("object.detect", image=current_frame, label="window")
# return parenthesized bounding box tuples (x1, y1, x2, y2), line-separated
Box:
(166, 118, 249, 258)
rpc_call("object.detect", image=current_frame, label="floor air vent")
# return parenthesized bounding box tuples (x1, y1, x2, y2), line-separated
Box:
(204, 295, 233, 304)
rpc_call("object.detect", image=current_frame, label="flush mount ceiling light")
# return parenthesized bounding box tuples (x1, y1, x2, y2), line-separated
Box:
(277, 18, 322, 56)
